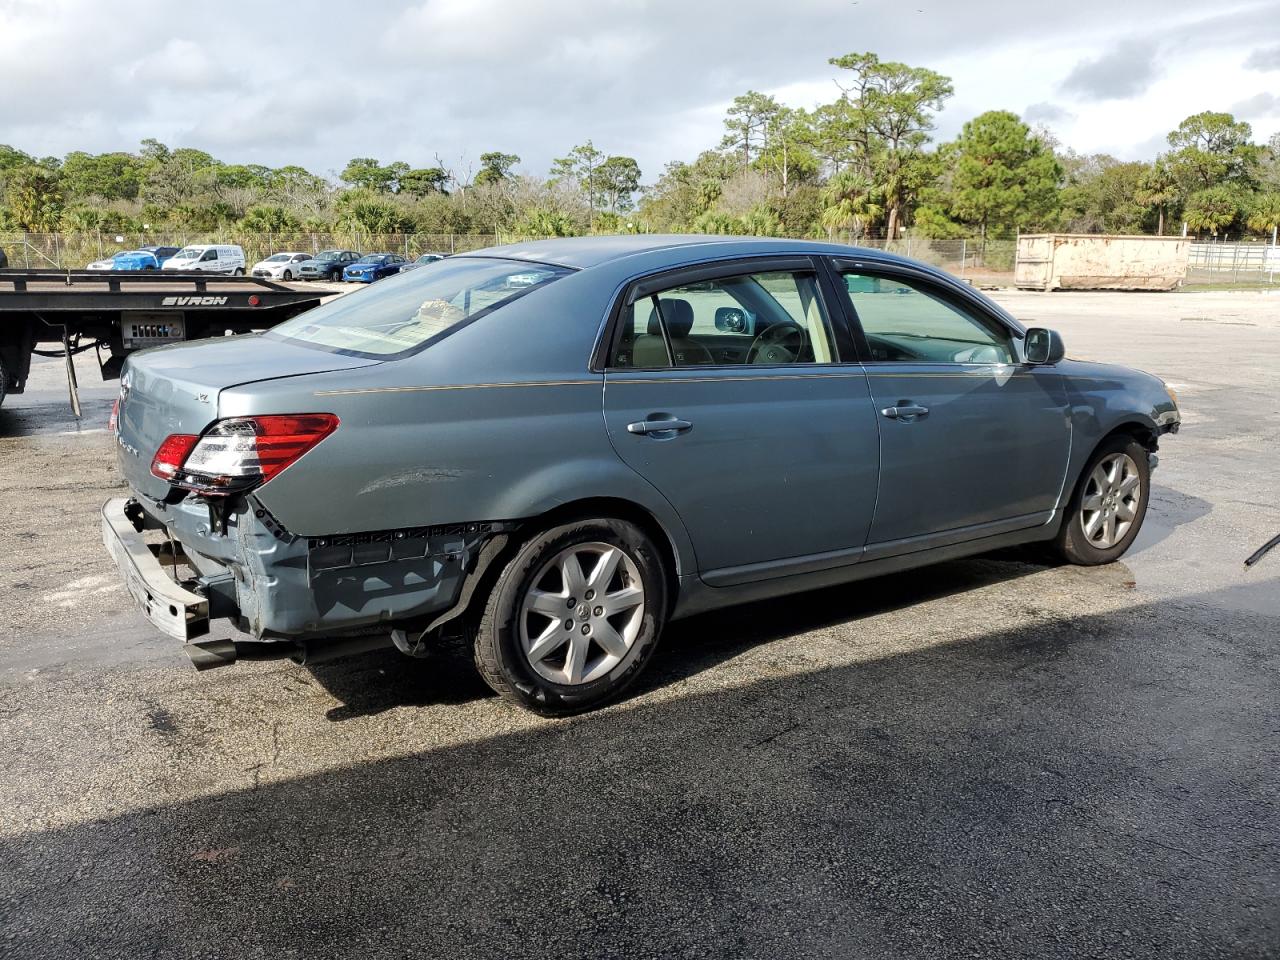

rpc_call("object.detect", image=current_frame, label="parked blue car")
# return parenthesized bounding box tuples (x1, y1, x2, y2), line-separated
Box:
(342, 253, 407, 283)
(103, 236, 1179, 714)
(86, 245, 180, 271)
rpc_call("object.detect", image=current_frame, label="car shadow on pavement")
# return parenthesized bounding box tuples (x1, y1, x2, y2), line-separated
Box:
(4, 583, 1278, 959)
(1129, 481, 1212, 555)
(306, 553, 1058, 721)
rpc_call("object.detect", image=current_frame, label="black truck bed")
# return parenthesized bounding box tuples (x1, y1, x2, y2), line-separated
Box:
(0, 270, 327, 412)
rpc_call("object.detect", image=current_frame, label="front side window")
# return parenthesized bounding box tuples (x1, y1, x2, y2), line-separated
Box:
(267, 256, 572, 358)
(200, 249, 218, 262)
(611, 269, 834, 369)
(840, 272, 1014, 364)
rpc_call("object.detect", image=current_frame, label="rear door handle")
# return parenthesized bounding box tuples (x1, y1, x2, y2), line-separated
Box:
(627, 417, 693, 436)
(880, 403, 930, 421)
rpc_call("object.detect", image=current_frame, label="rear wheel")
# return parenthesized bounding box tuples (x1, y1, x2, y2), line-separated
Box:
(232, 267, 245, 276)
(1053, 435, 1150, 565)
(474, 518, 667, 715)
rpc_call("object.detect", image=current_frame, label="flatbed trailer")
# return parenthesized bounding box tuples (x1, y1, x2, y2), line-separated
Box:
(0, 270, 326, 414)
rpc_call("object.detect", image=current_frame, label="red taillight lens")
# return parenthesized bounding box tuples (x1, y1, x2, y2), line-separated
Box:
(151, 434, 200, 480)
(108, 398, 120, 433)
(172, 414, 339, 493)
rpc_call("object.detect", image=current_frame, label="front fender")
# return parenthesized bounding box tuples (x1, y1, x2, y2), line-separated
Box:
(1057, 359, 1178, 501)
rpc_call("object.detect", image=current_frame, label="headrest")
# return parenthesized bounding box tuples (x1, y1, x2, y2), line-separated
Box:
(646, 298, 695, 338)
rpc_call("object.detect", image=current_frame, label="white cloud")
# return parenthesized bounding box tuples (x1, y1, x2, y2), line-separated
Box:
(0, 0, 1275, 181)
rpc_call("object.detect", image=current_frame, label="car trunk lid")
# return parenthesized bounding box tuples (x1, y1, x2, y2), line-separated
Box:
(116, 335, 380, 501)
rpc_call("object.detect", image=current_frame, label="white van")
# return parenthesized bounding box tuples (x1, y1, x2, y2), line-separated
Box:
(162, 244, 247, 275)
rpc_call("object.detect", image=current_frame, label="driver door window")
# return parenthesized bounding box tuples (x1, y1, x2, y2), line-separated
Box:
(200, 249, 218, 263)
(840, 272, 1014, 364)
(611, 269, 834, 368)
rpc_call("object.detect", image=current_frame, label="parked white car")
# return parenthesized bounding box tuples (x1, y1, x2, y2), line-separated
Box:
(162, 244, 247, 275)
(250, 251, 312, 280)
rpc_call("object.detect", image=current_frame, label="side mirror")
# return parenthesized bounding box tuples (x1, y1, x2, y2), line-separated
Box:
(1024, 327, 1065, 364)
(714, 306, 753, 334)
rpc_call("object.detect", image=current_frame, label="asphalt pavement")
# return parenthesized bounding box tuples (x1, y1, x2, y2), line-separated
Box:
(0, 289, 1277, 959)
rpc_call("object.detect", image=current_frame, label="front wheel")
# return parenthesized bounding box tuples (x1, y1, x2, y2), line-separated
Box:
(282, 269, 292, 281)
(474, 518, 668, 715)
(1053, 436, 1150, 565)
(232, 267, 244, 276)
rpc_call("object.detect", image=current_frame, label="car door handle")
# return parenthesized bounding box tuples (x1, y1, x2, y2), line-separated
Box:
(627, 417, 693, 435)
(880, 403, 930, 421)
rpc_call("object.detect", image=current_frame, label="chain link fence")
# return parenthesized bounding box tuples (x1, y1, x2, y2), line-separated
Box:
(836, 237, 1018, 286)
(1, 231, 1021, 282)
(23, 231, 1247, 291)
(0, 232, 521, 270)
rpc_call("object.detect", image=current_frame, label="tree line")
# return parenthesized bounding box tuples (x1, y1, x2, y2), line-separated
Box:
(2, 51, 1279, 243)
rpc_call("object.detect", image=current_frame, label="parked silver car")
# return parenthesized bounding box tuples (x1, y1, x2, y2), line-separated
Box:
(103, 236, 1179, 714)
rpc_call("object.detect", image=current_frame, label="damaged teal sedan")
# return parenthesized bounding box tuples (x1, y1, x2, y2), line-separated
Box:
(103, 236, 1180, 714)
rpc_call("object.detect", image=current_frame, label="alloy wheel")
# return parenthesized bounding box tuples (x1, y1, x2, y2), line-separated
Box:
(518, 542, 645, 685)
(1080, 452, 1142, 549)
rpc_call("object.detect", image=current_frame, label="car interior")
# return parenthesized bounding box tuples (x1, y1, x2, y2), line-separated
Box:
(841, 273, 1015, 363)
(614, 270, 831, 368)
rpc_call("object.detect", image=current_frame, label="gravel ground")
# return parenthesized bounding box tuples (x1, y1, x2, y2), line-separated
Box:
(0, 288, 1277, 959)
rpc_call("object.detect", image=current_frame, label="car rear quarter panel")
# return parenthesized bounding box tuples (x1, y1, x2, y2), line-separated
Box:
(226, 268, 698, 574)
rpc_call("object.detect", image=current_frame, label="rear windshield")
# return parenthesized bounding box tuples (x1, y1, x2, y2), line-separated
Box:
(266, 256, 572, 358)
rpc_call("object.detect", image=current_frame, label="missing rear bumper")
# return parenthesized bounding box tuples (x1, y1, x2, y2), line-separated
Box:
(102, 497, 209, 642)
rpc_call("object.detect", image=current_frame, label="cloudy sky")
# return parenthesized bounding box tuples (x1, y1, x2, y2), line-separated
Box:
(2, 0, 1278, 182)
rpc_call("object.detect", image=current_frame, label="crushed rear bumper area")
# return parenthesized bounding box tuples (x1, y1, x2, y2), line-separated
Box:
(103, 495, 514, 668)
(101, 497, 210, 642)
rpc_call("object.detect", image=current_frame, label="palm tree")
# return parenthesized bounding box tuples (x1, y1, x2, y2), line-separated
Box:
(820, 170, 882, 241)
(1246, 193, 1280, 242)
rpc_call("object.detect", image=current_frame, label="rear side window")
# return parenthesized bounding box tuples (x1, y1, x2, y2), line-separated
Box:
(267, 257, 572, 358)
(610, 269, 834, 368)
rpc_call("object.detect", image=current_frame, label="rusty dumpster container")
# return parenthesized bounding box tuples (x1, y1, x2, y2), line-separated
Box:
(1015, 234, 1190, 291)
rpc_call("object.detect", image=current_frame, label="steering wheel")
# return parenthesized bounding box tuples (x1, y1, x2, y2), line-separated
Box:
(747, 322, 807, 364)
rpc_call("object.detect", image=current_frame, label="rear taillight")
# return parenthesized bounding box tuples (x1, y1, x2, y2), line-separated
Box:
(108, 398, 119, 433)
(151, 434, 200, 480)
(152, 414, 338, 494)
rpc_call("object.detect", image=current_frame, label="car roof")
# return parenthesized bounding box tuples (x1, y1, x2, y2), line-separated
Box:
(453, 234, 915, 270)
(451, 234, 1024, 334)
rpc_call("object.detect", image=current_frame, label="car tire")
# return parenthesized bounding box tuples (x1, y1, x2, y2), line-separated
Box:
(474, 518, 668, 715)
(1053, 435, 1151, 566)
(282, 270, 292, 281)
(233, 268, 245, 276)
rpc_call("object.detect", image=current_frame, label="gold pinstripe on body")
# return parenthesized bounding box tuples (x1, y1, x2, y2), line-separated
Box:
(314, 367, 1038, 396)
